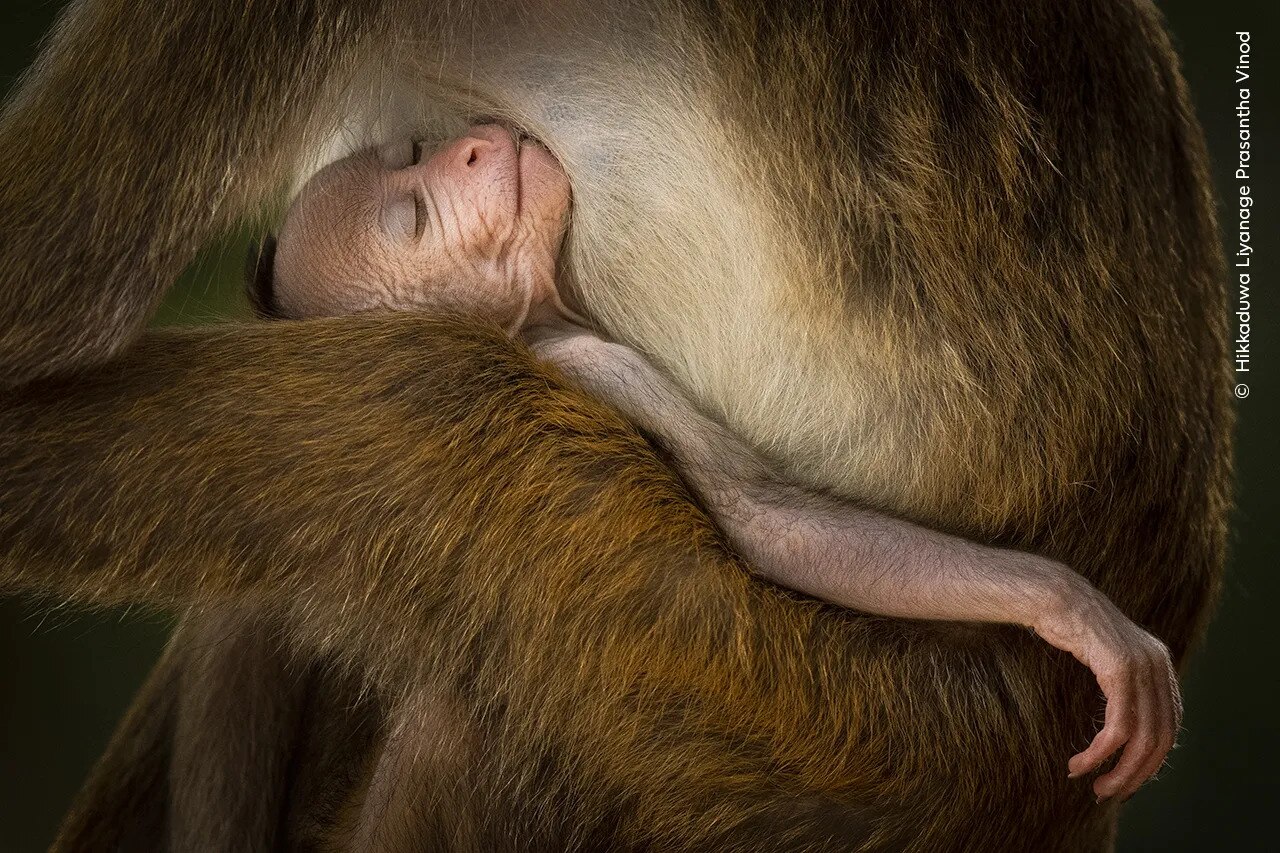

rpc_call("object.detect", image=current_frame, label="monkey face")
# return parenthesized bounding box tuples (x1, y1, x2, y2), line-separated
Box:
(271, 124, 570, 330)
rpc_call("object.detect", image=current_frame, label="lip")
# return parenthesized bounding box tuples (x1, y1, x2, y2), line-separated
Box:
(481, 123, 523, 219)
(514, 139, 566, 221)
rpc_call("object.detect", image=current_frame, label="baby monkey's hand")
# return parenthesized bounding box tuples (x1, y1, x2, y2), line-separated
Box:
(1030, 578, 1181, 803)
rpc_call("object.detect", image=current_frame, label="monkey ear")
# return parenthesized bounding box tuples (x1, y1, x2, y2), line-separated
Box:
(245, 236, 284, 320)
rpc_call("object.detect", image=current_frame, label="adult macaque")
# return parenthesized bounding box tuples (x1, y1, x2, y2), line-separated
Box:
(263, 120, 1176, 785)
(176, 122, 1183, 844)
(0, 0, 1229, 851)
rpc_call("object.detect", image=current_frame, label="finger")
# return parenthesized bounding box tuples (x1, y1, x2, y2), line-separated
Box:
(1093, 662, 1154, 800)
(1068, 669, 1132, 778)
(1120, 653, 1180, 801)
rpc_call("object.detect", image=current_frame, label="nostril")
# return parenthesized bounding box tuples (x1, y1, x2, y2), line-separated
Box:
(460, 137, 495, 168)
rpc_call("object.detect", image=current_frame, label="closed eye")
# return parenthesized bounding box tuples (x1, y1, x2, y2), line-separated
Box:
(411, 139, 423, 165)
(414, 191, 427, 241)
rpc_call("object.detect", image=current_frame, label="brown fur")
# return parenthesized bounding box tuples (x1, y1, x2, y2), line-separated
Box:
(169, 609, 311, 850)
(0, 0, 1230, 850)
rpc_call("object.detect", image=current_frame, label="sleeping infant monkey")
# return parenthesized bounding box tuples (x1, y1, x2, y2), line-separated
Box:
(245, 124, 1178, 807)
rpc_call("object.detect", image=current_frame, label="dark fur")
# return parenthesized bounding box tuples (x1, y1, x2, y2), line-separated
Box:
(0, 0, 1229, 850)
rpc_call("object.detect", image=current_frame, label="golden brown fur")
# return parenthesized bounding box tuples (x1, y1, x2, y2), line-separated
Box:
(0, 0, 1230, 850)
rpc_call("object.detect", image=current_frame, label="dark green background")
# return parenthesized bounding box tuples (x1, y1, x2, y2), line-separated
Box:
(1, 2, 1275, 850)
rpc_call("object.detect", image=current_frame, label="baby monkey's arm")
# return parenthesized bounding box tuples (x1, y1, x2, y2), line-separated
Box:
(529, 324, 1179, 804)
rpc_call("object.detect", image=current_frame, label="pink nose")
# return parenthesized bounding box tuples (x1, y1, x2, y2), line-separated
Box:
(448, 124, 511, 171)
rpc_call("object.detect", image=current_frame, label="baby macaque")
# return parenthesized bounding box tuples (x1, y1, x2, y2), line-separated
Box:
(256, 125, 1178, 800)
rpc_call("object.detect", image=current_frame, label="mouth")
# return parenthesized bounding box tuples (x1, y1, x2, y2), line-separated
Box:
(479, 122, 529, 219)
(514, 137, 525, 219)
(471, 121, 562, 223)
